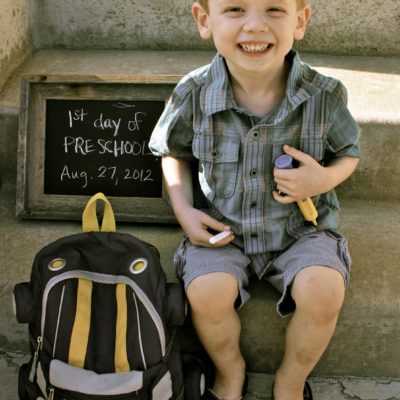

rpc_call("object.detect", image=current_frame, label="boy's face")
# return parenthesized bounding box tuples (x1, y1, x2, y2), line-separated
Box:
(192, 0, 311, 77)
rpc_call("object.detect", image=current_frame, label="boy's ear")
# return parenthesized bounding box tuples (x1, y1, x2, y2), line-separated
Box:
(192, 2, 212, 40)
(294, 5, 312, 41)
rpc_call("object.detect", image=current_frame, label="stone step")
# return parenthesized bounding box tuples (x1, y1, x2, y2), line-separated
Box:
(0, 50, 399, 201)
(2, 362, 400, 400)
(1, 179, 400, 378)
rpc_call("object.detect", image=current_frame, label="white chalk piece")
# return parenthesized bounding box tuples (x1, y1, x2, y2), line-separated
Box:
(209, 231, 232, 245)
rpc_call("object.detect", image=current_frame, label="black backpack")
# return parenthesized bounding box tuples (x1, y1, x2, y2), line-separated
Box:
(13, 193, 185, 400)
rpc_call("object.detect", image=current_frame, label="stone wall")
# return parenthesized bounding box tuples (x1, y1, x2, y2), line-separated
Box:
(0, 0, 32, 92)
(29, 0, 399, 55)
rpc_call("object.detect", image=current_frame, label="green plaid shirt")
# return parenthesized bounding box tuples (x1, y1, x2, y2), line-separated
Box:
(149, 50, 360, 277)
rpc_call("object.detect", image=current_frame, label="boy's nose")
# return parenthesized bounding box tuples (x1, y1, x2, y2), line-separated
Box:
(243, 12, 269, 33)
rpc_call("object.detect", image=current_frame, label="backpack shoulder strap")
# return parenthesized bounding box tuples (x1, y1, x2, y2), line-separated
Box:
(82, 192, 116, 232)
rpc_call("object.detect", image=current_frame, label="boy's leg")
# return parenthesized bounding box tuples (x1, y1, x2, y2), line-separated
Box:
(273, 265, 345, 400)
(266, 231, 351, 400)
(174, 241, 251, 399)
(187, 272, 246, 399)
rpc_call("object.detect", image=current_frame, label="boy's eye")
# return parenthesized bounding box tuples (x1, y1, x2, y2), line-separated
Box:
(267, 7, 286, 16)
(225, 7, 244, 14)
(268, 6, 285, 13)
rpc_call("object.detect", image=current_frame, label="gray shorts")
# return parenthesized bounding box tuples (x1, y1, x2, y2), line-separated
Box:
(173, 230, 351, 316)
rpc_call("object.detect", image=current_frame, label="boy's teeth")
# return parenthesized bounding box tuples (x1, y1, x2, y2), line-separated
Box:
(240, 43, 270, 52)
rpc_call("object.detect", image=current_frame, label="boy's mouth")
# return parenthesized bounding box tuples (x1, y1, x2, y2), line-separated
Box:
(239, 43, 273, 53)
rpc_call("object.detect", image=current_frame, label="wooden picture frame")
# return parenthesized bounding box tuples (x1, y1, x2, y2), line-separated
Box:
(16, 75, 179, 223)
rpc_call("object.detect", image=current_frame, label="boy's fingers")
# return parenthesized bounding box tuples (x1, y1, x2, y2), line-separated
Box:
(200, 215, 234, 246)
(202, 213, 230, 233)
(283, 145, 312, 164)
(273, 190, 296, 204)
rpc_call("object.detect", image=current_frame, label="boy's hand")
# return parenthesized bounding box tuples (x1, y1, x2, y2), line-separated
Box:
(273, 145, 328, 204)
(177, 207, 234, 248)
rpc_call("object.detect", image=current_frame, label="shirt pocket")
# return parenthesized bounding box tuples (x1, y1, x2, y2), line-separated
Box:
(300, 132, 324, 162)
(271, 128, 325, 166)
(193, 134, 240, 198)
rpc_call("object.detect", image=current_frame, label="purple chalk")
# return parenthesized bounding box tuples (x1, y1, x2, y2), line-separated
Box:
(275, 154, 293, 169)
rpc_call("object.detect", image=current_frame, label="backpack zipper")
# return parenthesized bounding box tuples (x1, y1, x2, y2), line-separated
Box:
(52, 285, 66, 358)
(163, 327, 177, 361)
(41, 270, 166, 356)
(29, 336, 43, 382)
(132, 292, 147, 370)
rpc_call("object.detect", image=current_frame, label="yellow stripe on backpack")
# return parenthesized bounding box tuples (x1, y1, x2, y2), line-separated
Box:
(68, 279, 92, 368)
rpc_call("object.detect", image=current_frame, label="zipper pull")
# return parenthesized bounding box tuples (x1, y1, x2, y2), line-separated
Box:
(29, 336, 43, 382)
(48, 387, 55, 400)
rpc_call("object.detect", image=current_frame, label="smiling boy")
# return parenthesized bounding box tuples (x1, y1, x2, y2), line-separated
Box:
(149, 1, 360, 399)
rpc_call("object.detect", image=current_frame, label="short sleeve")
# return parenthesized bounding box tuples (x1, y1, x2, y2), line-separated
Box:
(149, 87, 196, 161)
(325, 82, 361, 159)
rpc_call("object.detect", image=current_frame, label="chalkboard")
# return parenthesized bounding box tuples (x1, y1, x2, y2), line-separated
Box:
(44, 99, 164, 197)
(16, 76, 178, 222)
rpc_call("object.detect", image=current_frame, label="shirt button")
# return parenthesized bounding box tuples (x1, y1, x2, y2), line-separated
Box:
(251, 232, 259, 238)
(250, 169, 257, 177)
(212, 150, 219, 159)
(252, 131, 260, 139)
(250, 202, 257, 208)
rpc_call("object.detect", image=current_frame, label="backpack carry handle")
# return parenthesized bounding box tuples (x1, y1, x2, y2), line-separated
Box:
(82, 193, 116, 232)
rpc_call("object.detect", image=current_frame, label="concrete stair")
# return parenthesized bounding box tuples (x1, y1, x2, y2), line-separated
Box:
(1, 50, 400, 383)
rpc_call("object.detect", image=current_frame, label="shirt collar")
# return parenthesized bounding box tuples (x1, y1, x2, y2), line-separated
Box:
(201, 54, 236, 116)
(201, 50, 319, 119)
(285, 50, 319, 110)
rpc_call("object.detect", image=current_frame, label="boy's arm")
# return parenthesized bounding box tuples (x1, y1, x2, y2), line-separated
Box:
(162, 156, 233, 247)
(273, 145, 359, 204)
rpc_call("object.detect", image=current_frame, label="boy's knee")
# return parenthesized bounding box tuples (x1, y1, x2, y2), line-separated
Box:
(186, 272, 239, 317)
(292, 266, 345, 320)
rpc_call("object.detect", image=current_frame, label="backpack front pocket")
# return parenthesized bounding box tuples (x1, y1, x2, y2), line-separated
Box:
(49, 359, 143, 395)
(40, 272, 166, 372)
(48, 360, 173, 400)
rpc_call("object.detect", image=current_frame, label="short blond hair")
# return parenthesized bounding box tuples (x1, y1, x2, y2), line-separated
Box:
(198, 0, 307, 13)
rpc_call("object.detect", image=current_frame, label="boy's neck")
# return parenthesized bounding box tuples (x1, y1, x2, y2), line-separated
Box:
(229, 60, 291, 119)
